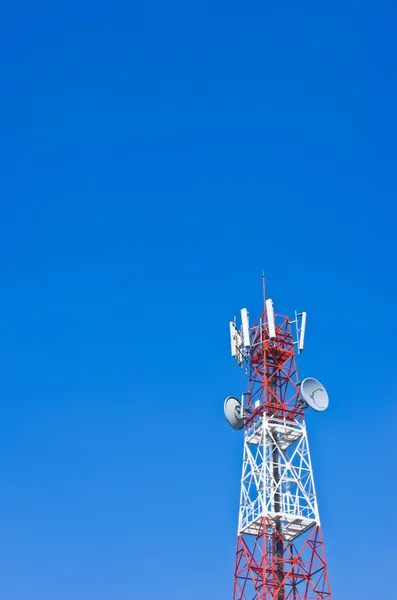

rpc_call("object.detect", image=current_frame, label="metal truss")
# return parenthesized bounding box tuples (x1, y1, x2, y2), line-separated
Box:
(233, 521, 331, 599)
(232, 311, 331, 600)
(239, 416, 319, 541)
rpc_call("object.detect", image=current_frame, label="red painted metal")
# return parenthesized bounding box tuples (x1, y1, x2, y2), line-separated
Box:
(232, 310, 331, 599)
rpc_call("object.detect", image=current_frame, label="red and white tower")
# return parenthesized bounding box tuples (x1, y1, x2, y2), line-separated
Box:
(225, 282, 332, 599)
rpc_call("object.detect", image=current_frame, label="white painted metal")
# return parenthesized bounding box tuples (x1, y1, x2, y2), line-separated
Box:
(230, 321, 243, 366)
(224, 396, 245, 430)
(301, 377, 329, 412)
(266, 299, 276, 339)
(237, 413, 320, 541)
(298, 311, 307, 353)
(235, 330, 243, 366)
(230, 321, 237, 357)
(241, 308, 251, 347)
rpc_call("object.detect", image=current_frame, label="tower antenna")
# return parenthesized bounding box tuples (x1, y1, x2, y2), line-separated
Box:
(224, 279, 332, 599)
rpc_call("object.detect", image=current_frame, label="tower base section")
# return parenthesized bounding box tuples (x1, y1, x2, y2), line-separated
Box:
(233, 519, 331, 600)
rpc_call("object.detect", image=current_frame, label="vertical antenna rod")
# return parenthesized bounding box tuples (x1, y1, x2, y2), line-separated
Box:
(262, 272, 266, 314)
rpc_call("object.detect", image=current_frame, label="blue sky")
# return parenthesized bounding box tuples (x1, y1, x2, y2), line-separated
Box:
(1, 1, 396, 598)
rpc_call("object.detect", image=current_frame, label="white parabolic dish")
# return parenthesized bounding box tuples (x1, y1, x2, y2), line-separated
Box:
(224, 396, 244, 430)
(301, 378, 329, 412)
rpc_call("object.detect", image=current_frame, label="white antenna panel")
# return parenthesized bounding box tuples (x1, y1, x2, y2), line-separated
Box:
(241, 308, 251, 347)
(236, 330, 243, 365)
(230, 321, 243, 365)
(298, 312, 307, 353)
(230, 321, 237, 357)
(266, 299, 276, 339)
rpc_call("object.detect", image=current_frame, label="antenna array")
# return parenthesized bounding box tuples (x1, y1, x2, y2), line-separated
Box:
(224, 282, 332, 599)
(230, 298, 307, 367)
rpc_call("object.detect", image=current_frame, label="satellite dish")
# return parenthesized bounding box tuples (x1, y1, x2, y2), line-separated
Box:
(301, 378, 329, 412)
(224, 396, 245, 430)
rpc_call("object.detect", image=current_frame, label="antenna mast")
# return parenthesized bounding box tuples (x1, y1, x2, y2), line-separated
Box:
(225, 280, 332, 599)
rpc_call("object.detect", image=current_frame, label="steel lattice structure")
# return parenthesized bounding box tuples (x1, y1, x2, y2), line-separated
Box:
(229, 297, 332, 600)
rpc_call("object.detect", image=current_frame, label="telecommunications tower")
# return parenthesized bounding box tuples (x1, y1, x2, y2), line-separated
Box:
(225, 281, 332, 599)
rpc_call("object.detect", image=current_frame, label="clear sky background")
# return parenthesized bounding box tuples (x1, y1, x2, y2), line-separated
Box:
(1, 1, 396, 598)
